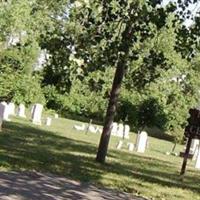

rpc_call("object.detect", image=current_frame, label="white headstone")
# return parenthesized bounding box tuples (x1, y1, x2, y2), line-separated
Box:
(128, 142, 134, 151)
(74, 123, 85, 131)
(32, 104, 43, 125)
(0, 103, 6, 120)
(195, 146, 200, 169)
(117, 123, 124, 137)
(89, 125, 99, 133)
(54, 114, 59, 119)
(98, 128, 102, 134)
(136, 131, 148, 153)
(111, 122, 118, 136)
(193, 145, 199, 161)
(17, 104, 26, 118)
(8, 103, 15, 116)
(45, 117, 52, 126)
(190, 139, 199, 154)
(0, 104, 5, 130)
(0, 102, 10, 121)
(124, 125, 130, 139)
(116, 140, 123, 149)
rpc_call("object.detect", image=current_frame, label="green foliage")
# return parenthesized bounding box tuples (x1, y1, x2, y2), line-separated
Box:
(1, 0, 200, 144)
(12, 75, 45, 106)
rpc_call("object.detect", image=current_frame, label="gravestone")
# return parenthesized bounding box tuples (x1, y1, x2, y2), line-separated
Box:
(128, 142, 134, 151)
(195, 146, 200, 169)
(0, 103, 6, 130)
(89, 125, 99, 133)
(124, 125, 130, 139)
(32, 104, 43, 125)
(74, 123, 85, 131)
(0, 102, 10, 121)
(111, 122, 118, 136)
(17, 104, 26, 118)
(8, 103, 15, 116)
(190, 139, 199, 154)
(54, 114, 59, 119)
(192, 144, 199, 161)
(117, 123, 124, 137)
(45, 117, 52, 126)
(136, 131, 148, 153)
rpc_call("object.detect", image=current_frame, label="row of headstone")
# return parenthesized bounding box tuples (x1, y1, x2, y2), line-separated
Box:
(0, 102, 55, 127)
(116, 131, 148, 153)
(111, 122, 130, 139)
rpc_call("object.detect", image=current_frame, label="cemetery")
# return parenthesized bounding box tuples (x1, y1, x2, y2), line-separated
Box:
(1, 0, 200, 200)
(0, 104, 199, 199)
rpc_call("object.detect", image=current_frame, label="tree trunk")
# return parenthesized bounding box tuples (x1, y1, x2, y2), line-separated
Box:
(95, 6, 135, 163)
(96, 62, 126, 163)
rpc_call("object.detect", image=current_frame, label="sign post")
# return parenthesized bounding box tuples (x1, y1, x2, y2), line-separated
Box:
(180, 108, 200, 176)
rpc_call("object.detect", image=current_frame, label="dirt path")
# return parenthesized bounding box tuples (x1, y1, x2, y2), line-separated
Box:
(0, 171, 146, 200)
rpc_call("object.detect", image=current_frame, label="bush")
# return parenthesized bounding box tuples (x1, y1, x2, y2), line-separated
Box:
(12, 75, 46, 106)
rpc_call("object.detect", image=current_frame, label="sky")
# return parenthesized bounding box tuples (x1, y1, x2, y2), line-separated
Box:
(162, 0, 200, 26)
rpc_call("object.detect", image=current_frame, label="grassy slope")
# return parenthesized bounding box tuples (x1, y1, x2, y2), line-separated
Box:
(0, 114, 199, 200)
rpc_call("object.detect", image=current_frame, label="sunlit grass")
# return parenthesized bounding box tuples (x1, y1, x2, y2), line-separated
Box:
(0, 114, 199, 200)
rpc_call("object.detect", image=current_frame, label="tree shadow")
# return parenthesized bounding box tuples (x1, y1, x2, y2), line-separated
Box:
(0, 121, 199, 198)
(0, 171, 134, 200)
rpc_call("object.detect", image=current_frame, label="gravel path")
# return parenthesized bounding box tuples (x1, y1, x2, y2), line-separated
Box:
(0, 171, 147, 200)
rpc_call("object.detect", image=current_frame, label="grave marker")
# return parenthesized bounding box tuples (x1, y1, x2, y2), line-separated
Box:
(111, 122, 118, 136)
(45, 117, 52, 126)
(124, 125, 130, 139)
(17, 104, 26, 118)
(195, 146, 200, 169)
(136, 131, 148, 153)
(117, 123, 124, 137)
(8, 103, 15, 116)
(32, 104, 43, 125)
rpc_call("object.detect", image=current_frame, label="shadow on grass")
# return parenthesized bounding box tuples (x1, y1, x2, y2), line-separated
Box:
(0, 121, 199, 196)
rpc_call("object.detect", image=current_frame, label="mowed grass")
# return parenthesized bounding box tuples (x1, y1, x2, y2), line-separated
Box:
(0, 114, 200, 200)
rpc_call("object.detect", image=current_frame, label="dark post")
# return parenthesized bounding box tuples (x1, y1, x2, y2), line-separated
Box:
(180, 136, 193, 176)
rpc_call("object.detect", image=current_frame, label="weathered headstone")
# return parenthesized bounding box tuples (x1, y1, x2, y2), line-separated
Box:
(90, 125, 99, 133)
(54, 114, 59, 119)
(17, 104, 26, 118)
(45, 117, 52, 126)
(73, 123, 85, 131)
(32, 104, 43, 125)
(195, 146, 200, 169)
(190, 139, 199, 154)
(0, 102, 10, 121)
(192, 144, 199, 161)
(128, 142, 134, 151)
(111, 122, 118, 136)
(136, 131, 148, 153)
(124, 125, 130, 139)
(117, 123, 124, 137)
(8, 102, 15, 116)
(0, 103, 6, 130)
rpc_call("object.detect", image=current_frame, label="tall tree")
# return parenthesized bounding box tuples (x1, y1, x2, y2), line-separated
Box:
(95, 1, 178, 163)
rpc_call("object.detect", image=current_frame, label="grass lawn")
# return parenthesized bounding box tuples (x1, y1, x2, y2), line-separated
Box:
(0, 114, 200, 200)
